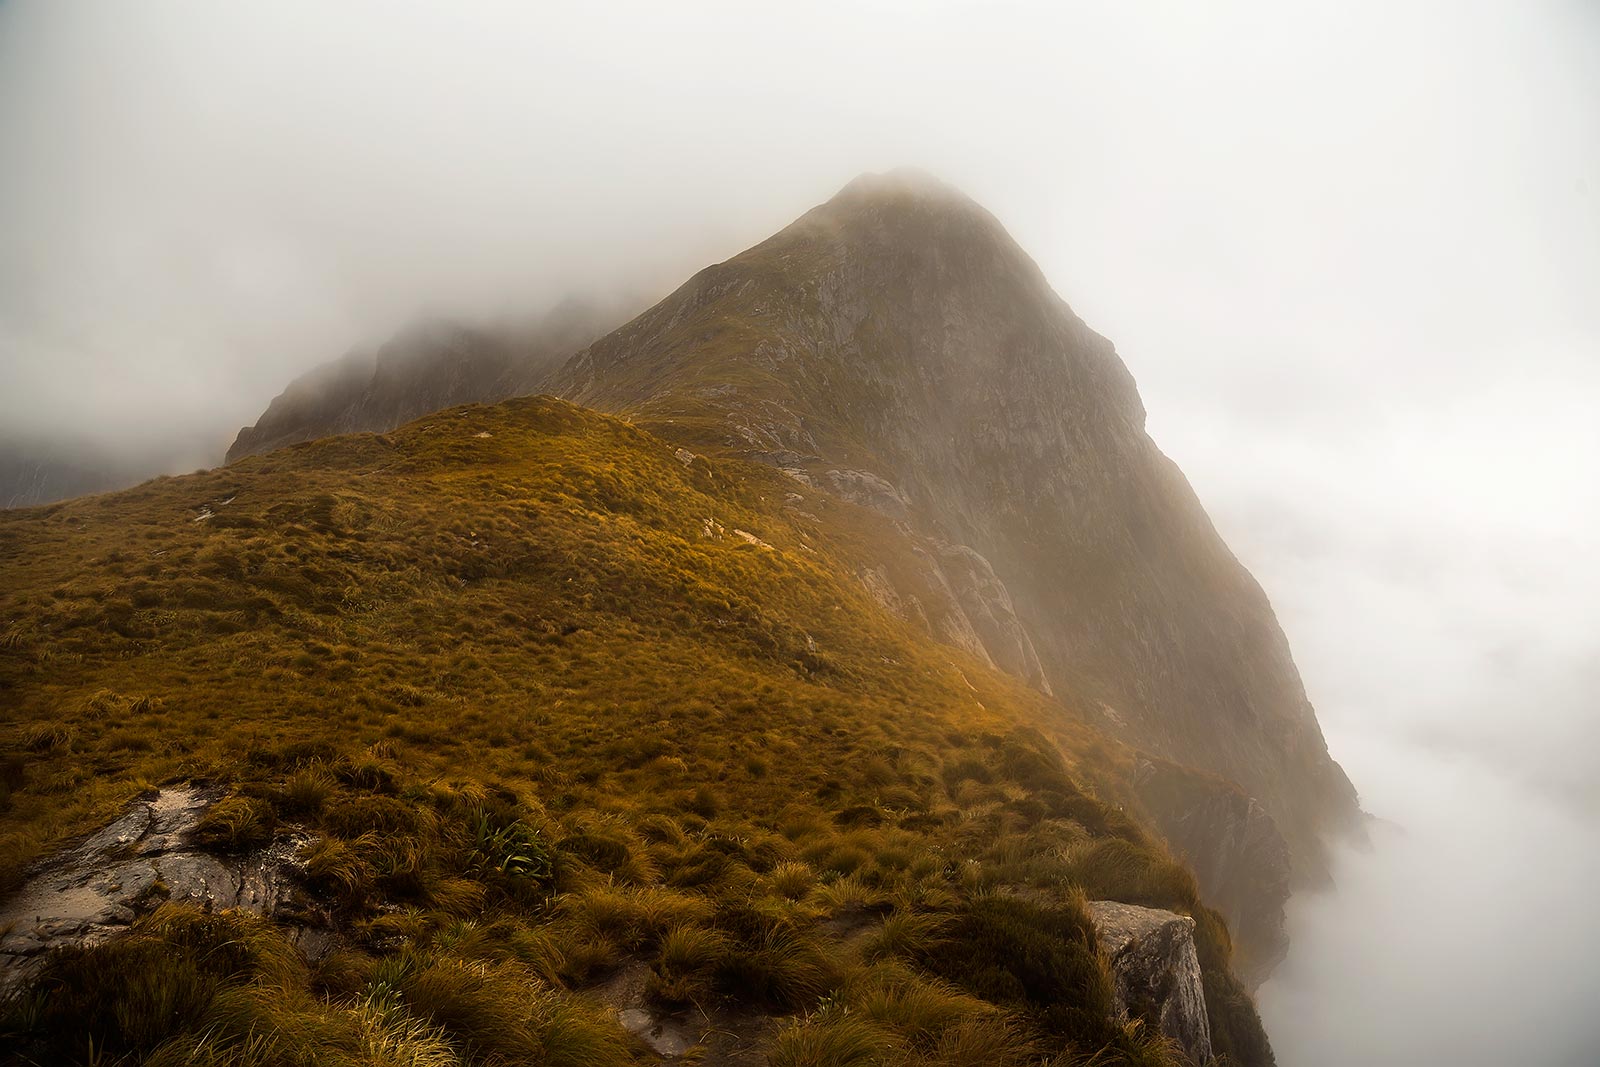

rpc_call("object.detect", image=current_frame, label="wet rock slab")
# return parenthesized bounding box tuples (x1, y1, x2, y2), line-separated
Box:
(0, 785, 321, 985)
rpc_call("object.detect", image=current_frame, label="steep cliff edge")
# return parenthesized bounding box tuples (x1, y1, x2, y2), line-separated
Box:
(549, 170, 1360, 887)
(1132, 759, 1293, 988)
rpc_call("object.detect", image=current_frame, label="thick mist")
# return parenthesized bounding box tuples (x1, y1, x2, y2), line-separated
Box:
(3, 3, 1597, 1062)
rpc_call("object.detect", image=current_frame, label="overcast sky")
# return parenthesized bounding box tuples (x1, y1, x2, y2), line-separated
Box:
(2, 3, 1597, 1063)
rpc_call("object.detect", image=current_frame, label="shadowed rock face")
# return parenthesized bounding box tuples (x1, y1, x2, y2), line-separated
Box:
(0, 440, 145, 510)
(549, 170, 1359, 891)
(1134, 758, 1295, 988)
(0, 786, 324, 986)
(1090, 900, 1213, 1065)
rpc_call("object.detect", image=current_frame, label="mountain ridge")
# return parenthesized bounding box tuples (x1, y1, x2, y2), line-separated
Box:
(209, 171, 1360, 981)
(547, 171, 1360, 890)
(1, 393, 1277, 1066)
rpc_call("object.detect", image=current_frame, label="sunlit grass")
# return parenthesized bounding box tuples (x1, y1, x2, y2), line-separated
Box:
(0, 396, 1270, 1066)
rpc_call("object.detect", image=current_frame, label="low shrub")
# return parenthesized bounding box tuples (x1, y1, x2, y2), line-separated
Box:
(471, 811, 555, 888)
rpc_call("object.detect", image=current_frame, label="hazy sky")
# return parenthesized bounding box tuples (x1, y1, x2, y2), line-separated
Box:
(3, 3, 1597, 1063)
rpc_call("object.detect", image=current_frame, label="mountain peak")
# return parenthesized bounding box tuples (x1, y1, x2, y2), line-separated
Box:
(551, 179, 1357, 913)
(802, 168, 1003, 235)
(830, 167, 972, 205)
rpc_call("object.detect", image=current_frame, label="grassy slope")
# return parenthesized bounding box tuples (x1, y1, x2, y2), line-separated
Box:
(0, 397, 1270, 1067)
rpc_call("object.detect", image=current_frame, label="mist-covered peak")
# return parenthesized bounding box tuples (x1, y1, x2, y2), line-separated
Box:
(823, 167, 985, 214)
(552, 181, 1359, 917)
(790, 169, 1034, 270)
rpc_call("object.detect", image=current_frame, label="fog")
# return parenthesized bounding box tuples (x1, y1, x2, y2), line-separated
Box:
(3, 2, 1597, 1062)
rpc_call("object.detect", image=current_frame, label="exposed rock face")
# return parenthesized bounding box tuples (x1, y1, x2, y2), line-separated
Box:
(549, 170, 1359, 893)
(1090, 900, 1213, 1066)
(1133, 759, 1293, 987)
(846, 525, 1049, 694)
(0, 439, 138, 509)
(821, 467, 913, 521)
(226, 300, 620, 463)
(925, 539, 1052, 695)
(0, 786, 323, 986)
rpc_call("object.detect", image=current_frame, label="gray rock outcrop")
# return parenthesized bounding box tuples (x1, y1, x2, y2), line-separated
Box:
(0, 785, 323, 986)
(1090, 900, 1213, 1065)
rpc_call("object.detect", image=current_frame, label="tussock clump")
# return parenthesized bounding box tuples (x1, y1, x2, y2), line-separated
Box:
(6, 937, 216, 1062)
(918, 894, 1118, 1050)
(190, 795, 275, 852)
(769, 1011, 896, 1067)
(301, 834, 373, 901)
(18, 722, 74, 753)
(559, 882, 714, 951)
(648, 923, 731, 1006)
(349, 989, 460, 1067)
(768, 860, 817, 901)
(370, 949, 633, 1067)
(278, 764, 336, 815)
(1059, 837, 1200, 911)
(862, 909, 949, 962)
(716, 924, 840, 1010)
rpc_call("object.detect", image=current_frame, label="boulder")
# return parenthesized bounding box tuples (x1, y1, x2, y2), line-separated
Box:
(1089, 900, 1213, 1065)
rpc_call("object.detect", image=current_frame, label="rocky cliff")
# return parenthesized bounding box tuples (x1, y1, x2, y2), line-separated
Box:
(0, 433, 212, 510)
(1133, 758, 1293, 987)
(549, 170, 1360, 888)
